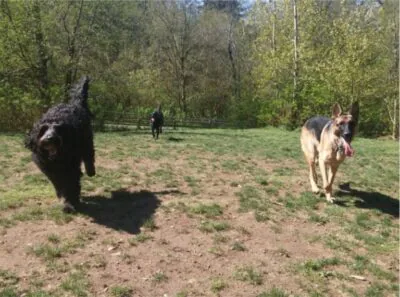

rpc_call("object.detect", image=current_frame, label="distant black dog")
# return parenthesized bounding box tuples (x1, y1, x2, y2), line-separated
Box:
(25, 76, 95, 212)
(150, 105, 164, 139)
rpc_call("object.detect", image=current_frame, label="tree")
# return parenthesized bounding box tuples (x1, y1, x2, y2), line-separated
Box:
(378, 0, 399, 139)
(149, 0, 200, 116)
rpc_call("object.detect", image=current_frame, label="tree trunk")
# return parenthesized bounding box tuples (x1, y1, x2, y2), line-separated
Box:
(392, 100, 398, 140)
(63, 0, 84, 101)
(391, 2, 399, 139)
(228, 20, 240, 100)
(272, 0, 279, 100)
(291, 0, 299, 127)
(32, 1, 49, 106)
(180, 57, 187, 115)
(272, 0, 276, 52)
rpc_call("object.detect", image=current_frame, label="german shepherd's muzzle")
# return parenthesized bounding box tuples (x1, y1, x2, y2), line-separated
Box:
(300, 102, 359, 202)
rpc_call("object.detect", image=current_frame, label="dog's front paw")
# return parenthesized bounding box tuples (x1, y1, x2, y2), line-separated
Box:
(86, 166, 95, 177)
(87, 170, 95, 177)
(326, 196, 336, 203)
(311, 187, 320, 194)
(62, 201, 77, 213)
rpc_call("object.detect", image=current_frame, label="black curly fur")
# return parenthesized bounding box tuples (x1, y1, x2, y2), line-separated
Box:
(25, 76, 95, 212)
(151, 105, 164, 140)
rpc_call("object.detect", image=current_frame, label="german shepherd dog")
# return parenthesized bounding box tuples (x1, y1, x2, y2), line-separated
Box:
(300, 102, 359, 202)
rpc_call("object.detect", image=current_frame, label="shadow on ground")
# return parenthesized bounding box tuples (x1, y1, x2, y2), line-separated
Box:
(336, 185, 399, 218)
(167, 136, 184, 142)
(80, 190, 161, 234)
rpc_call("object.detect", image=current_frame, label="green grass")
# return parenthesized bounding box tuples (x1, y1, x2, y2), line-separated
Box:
(110, 286, 133, 297)
(190, 203, 223, 218)
(346, 225, 397, 253)
(0, 287, 18, 297)
(152, 272, 168, 283)
(323, 235, 357, 252)
(208, 246, 225, 257)
(142, 216, 157, 231)
(24, 290, 55, 297)
(184, 175, 198, 188)
(308, 213, 329, 225)
(283, 192, 320, 211)
(60, 271, 89, 297)
(29, 232, 93, 262)
(92, 255, 107, 268)
(128, 233, 153, 245)
(11, 206, 74, 225)
(29, 244, 64, 261)
(221, 159, 241, 171)
(365, 283, 387, 297)
(233, 266, 263, 285)
(47, 234, 61, 244)
(257, 288, 288, 297)
(299, 257, 342, 274)
(0, 270, 19, 287)
(231, 241, 247, 251)
(237, 185, 270, 221)
(213, 233, 229, 244)
(199, 220, 230, 233)
(210, 278, 227, 293)
(175, 291, 188, 297)
(350, 255, 397, 282)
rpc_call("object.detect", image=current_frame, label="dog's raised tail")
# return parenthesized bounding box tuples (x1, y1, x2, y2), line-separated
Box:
(70, 76, 90, 108)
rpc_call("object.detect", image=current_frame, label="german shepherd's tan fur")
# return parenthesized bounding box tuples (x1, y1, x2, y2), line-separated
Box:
(301, 102, 359, 202)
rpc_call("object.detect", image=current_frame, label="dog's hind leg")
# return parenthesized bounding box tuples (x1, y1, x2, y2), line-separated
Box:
(301, 129, 320, 193)
(308, 160, 319, 193)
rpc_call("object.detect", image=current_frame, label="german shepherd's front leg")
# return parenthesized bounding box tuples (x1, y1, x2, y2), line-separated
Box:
(326, 163, 339, 202)
(319, 158, 335, 203)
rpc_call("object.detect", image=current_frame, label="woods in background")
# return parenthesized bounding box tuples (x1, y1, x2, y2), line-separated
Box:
(0, 0, 398, 138)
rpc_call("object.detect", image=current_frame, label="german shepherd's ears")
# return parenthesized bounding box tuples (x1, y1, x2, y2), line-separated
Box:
(331, 103, 342, 118)
(331, 102, 359, 122)
(349, 101, 359, 124)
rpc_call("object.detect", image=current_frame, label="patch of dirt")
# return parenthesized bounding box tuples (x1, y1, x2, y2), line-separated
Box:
(0, 183, 362, 297)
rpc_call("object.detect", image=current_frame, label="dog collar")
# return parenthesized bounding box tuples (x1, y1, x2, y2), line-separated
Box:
(337, 142, 344, 153)
(335, 137, 344, 153)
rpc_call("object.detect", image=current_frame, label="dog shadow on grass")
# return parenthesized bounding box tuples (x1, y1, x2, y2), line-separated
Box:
(167, 136, 184, 142)
(336, 185, 399, 218)
(79, 190, 161, 234)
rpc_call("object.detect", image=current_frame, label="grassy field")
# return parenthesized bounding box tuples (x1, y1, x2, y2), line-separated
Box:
(0, 127, 398, 297)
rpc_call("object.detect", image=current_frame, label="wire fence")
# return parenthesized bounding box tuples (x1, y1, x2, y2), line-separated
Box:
(94, 112, 260, 131)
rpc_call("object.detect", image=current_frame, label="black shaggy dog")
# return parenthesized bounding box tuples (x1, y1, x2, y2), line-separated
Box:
(25, 76, 95, 212)
(150, 105, 164, 139)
